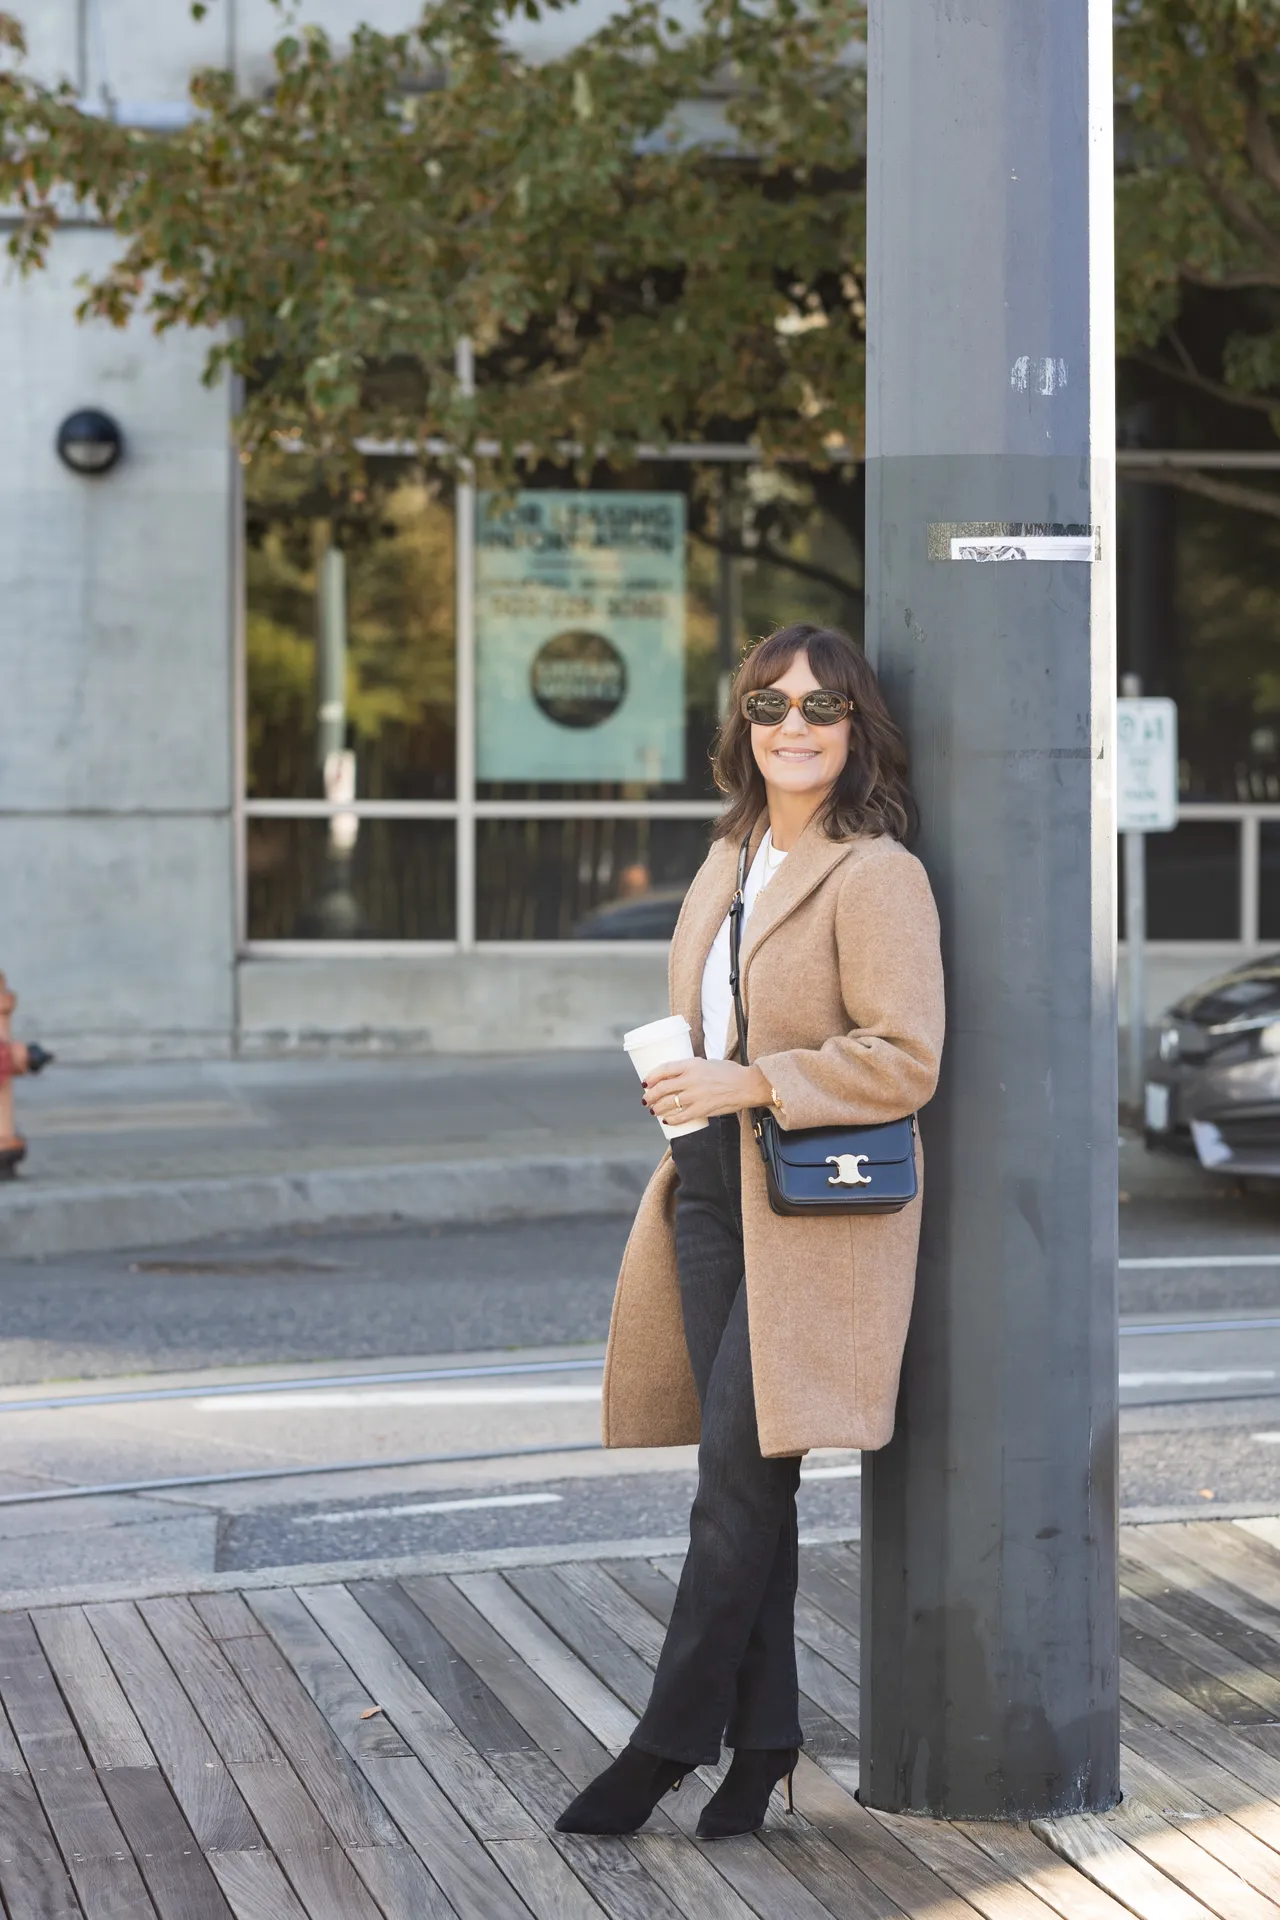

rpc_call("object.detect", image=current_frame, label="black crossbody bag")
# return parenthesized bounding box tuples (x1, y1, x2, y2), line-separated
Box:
(728, 833, 918, 1217)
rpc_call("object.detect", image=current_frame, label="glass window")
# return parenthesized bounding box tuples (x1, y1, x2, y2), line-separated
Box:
(1259, 824, 1280, 942)
(1120, 821, 1240, 940)
(474, 462, 864, 804)
(476, 817, 717, 941)
(1118, 474, 1280, 802)
(247, 819, 455, 941)
(245, 454, 456, 801)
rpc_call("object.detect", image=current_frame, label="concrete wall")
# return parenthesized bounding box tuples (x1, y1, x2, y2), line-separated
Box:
(0, 229, 235, 1055)
(238, 950, 671, 1052)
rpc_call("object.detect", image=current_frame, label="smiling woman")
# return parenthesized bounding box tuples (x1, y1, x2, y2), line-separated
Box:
(555, 626, 945, 1838)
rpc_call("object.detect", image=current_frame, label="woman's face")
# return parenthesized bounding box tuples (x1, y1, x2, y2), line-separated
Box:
(749, 651, 852, 799)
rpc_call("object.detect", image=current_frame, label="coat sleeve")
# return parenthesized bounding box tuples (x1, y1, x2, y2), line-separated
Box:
(752, 847, 944, 1129)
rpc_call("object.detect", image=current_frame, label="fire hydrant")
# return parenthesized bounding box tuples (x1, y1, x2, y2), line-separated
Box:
(0, 972, 53, 1178)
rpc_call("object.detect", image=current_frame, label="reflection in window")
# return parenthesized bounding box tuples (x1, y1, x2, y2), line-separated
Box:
(247, 819, 455, 940)
(1120, 822, 1239, 940)
(477, 818, 717, 940)
(245, 454, 456, 801)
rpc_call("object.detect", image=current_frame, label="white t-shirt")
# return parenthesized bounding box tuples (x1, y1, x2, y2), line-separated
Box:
(700, 830, 789, 1062)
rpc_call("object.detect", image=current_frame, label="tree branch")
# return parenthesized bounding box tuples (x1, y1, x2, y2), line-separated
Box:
(1132, 348, 1280, 418)
(1175, 104, 1280, 272)
(690, 523, 860, 599)
(1237, 61, 1280, 200)
(1123, 463, 1280, 522)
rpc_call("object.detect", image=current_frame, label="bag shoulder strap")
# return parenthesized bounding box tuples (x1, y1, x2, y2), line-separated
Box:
(728, 833, 752, 1067)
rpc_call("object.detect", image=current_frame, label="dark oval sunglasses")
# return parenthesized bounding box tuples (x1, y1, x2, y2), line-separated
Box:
(741, 688, 854, 727)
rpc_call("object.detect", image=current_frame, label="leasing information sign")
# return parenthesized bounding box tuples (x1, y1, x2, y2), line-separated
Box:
(476, 491, 686, 783)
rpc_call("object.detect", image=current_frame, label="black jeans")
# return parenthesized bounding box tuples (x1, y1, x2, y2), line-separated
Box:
(631, 1115, 803, 1766)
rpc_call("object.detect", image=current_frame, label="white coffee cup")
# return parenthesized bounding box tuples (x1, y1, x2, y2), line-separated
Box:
(623, 1014, 709, 1139)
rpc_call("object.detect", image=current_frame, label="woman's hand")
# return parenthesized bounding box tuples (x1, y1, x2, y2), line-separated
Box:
(642, 1058, 774, 1127)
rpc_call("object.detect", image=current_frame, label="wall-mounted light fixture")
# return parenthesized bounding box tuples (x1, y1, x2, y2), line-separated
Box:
(56, 409, 124, 476)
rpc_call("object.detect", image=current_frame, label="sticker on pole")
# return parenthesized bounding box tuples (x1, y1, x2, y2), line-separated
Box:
(928, 522, 1100, 562)
(1117, 697, 1178, 833)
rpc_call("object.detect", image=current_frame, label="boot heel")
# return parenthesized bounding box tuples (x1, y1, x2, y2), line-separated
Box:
(783, 1768, 796, 1816)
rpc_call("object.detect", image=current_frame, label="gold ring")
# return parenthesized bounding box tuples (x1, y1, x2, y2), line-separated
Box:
(673, 1094, 683, 1112)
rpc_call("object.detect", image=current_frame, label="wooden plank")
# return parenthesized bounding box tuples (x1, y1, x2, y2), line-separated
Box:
(83, 1605, 261, 1855)
(0, 1610, 158, 1920)
(0, 1769, 84, 1920)
(349, 1590, 714, 1920)
(554, 1566, 667, 1668)
(485, 1839, 608, 1920)
(867, 1806, 1065, 1920)
(1122, 1531, 1280, 1648)
(106, 1598, 383, 1920)
(450, 1572, 636, 1751)
(226, 1592, 414, 1765)
(791, 1757, 983, 1920)
(1121, 1587, 1280, 1719)
(348, 1752, 535, 1918)
(1121, 1659, 1280, 1803)
(136, 1600, 278, 1765)
(32, 1612, 154, 1772)
(958, 1820, 1135, 1920)
(1168, 1525, 1280, 1614)
(622, 1834, 757, 1920)
(296, 1582, 539, 1840)
(190, 1596, 264, 1644)
(757, 1824, 908, 1918)
(349, 1581, 533, 1758)
(1119, 1613, 1277, 1729)
(1121, 1742, 1280, 1908)
(797, 1557, 864, 1639)
(648, 1770, 845, 1920)
(1035, 1802, 1248, 1920)
(225, 1759, 385, 1920)
(598, 1559, 683, 1628)
(793, 1594, 861, 1686)
(191, 1591, 408, 1848)
(206, 1850, 309, 1920)
(402, 1575, 611, 1788)
(1121, 1703, 1280, 1861)
(97, 1768, 232, 1920)
(505, 1568, 659, 1719)
(795, 1642, 861, 1737)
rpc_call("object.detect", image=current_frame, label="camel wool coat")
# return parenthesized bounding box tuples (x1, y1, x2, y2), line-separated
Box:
(601, 813, 945, 1459)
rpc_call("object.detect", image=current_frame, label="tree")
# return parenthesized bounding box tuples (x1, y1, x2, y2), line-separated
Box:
(1115, 0, 1280, 518)
(0, 0, 868, 478)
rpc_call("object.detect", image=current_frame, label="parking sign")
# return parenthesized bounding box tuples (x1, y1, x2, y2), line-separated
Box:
(1116, 698, 1178, 833)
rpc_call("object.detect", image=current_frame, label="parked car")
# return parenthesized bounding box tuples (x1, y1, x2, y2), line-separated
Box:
(571, 887, 688, 940)
(1143, 952, 1280, 1175)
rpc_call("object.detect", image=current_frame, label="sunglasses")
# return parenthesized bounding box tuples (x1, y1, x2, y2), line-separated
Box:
(741, 688, 854, 727)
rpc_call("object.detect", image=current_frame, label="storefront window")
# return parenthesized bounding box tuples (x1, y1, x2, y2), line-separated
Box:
(242, 451, 864, 947)
(245, 454, 456, 801)
(247, 820, 455, 941)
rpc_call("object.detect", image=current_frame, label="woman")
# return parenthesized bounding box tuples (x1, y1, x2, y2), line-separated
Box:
(556, 623, 944, 1839)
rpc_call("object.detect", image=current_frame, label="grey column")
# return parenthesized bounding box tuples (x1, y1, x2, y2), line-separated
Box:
(860, 0, 1119, 1817)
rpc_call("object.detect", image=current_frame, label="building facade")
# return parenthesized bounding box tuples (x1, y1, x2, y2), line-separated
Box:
(3, 2, 1278, 1056)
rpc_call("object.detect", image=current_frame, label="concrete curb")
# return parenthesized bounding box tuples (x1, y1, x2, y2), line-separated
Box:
(0, 1149, 660, 1259)
(0, 1525, 868, 1614)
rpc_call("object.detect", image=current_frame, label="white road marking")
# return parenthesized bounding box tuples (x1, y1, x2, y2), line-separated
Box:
(801, 1464, 862, 1480)
(1120, 1370, 1277, 1388)
(196, 1385, 603, 1412)
(1120, 1256, 1280, 1269)
(309, 1492, 564, 1525)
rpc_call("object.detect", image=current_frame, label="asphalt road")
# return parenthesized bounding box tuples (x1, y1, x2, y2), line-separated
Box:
(1, 1150, 1278, 1599)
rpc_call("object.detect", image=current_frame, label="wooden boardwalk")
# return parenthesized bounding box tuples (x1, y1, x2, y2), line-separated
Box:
(9, 1523, 1280, 1917)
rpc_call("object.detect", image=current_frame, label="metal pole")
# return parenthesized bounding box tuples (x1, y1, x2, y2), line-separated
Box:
(317, 546, 347, 768)
(1121, 674, 1146, 1112)
(454, 337, 477, 951)
(861, 0, 1119, 1818)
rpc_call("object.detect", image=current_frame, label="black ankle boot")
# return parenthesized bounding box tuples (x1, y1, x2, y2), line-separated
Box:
(695, 1746, 799, 1839)
(555, 1743, 693, 1834)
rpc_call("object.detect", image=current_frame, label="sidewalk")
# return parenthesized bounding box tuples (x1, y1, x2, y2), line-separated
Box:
(0, 1047, 1222, 1260)
(0, 1053, 663, 1258)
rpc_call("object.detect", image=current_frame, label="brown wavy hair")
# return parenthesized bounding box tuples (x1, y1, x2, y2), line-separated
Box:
(711, 624, 917, 844)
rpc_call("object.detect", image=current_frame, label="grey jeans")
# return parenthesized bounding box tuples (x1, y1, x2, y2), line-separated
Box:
(631, 1114, 804, 1766)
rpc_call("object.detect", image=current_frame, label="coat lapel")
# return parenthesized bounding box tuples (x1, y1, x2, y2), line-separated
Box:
(738, 819, 858, 995)
(670, 813, 856, 1057)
